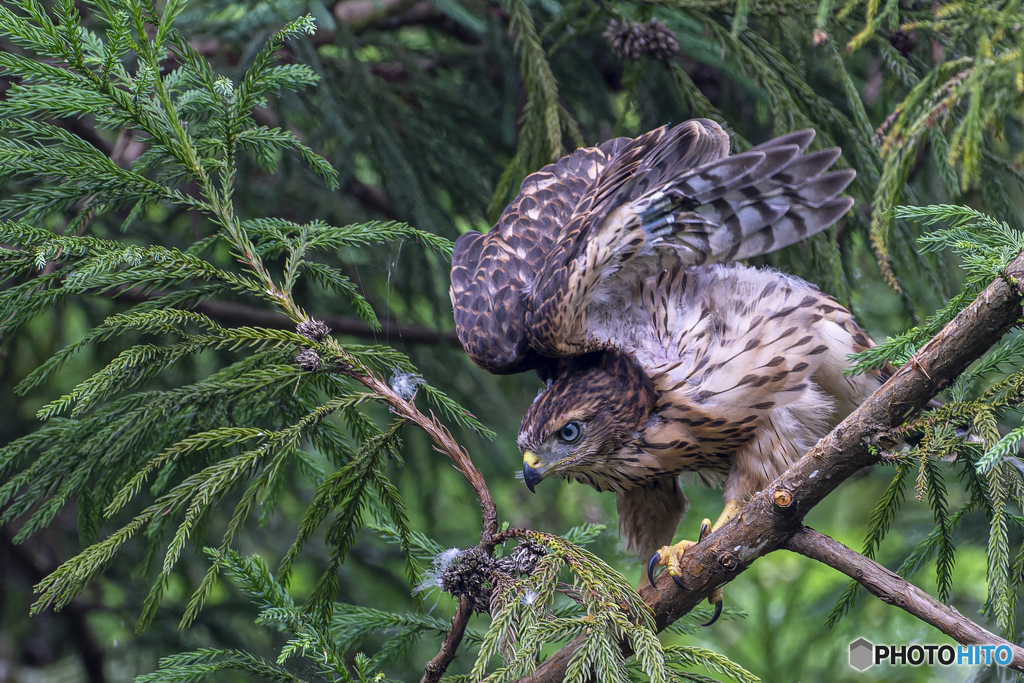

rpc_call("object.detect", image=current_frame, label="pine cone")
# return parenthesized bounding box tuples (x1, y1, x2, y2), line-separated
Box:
(296, 319, 331, 342)
(605, 18, 679, 62)
(439, 547, 494, 613)
(433, 542, 549, 613)
(494, 539, 547, 576)
(295, 348, 321, 371)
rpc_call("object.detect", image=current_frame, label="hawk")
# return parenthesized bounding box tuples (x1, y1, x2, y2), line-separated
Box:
(450, 119, 876, 624)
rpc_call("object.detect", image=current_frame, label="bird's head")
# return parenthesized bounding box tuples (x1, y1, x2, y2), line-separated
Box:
(517, 351, 656, 492)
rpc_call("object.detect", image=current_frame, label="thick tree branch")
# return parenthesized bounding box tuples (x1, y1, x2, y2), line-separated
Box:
(785, 527, 1024, 670)
(520, 254, 1024, 683)
(110, 288, 463, 347)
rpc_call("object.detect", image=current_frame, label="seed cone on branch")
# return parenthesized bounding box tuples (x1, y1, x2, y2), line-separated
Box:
(294, 348, 321, 371)
(604, 18, 680, 61)
(296, 319, 331, 342)
(433, 541, 547, 613)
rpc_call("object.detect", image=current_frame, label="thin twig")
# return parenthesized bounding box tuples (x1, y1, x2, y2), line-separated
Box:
(333, 363, 497, 683)
(421, 597, 476, 683)
(339, 365, 497, 544)
(785, 527, 1024, 671)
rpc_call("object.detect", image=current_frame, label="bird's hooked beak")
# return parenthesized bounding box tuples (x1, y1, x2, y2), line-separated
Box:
(522, 450, 545, 493)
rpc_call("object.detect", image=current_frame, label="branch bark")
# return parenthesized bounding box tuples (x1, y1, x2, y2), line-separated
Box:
(421, 597, 475, 683)
(519, 254, 1024, 683)
(785, 527, 1024, 670)
(333, 0, 419, 29)
(343, 365, 497, 545)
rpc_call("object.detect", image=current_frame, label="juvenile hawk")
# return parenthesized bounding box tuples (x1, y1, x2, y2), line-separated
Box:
(450, 119, 876, 623)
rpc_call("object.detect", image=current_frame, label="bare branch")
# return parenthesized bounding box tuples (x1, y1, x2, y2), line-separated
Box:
(339, 364, 497, 543)
(785, 527, 1024, 671)
(420, 597, 475, 683)
(110, 287, 464, 347)
(519, 253, 1024, 683)
(332, 362, 496, 683)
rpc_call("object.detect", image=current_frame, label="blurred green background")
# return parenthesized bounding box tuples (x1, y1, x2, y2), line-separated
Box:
(3, 0, 1023, 681)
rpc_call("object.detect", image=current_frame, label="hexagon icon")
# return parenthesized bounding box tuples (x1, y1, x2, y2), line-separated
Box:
(849, 638, 874, 671)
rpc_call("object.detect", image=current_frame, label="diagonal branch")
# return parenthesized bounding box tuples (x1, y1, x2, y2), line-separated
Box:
(785, 526, 1024, 669)
(331, 362, 496, 683)
(519, 253, 1024, 683)
(335, 364, 497, 543)
(421, 597, 476, 683)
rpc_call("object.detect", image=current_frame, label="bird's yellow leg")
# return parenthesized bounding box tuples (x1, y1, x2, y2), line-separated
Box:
(648, 498, 744, 626)
(648, 517, 713, 590)
(711, 498, 744, 531)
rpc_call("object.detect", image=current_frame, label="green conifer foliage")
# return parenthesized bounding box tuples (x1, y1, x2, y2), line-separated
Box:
(4, 0, 1024, 682)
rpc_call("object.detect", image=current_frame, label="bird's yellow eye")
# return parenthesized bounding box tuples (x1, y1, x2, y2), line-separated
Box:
(558, 421, 581, 443)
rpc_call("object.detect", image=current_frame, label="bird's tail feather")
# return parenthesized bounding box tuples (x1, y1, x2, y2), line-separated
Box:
(728, 196, 854, 262)
(633, 130, 856, 265)
(750, 128, 816, 154)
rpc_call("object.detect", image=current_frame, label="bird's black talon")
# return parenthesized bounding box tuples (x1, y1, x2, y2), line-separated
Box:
(699, 518, 711, 542)
(672, 574, 689, 591)
(702, 599, 723, 627)
(647, 553, 661, 585)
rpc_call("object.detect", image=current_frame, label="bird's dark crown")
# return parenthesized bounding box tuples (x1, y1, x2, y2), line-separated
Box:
(518, 350, 656, 457)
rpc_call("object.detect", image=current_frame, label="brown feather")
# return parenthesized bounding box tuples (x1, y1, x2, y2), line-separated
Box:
(452, 120, 869, 560)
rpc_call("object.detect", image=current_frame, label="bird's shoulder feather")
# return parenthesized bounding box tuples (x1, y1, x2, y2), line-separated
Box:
(450, 138, 633, 373)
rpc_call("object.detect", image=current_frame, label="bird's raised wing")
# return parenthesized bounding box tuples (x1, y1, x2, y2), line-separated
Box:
(524, 123, 855, 358)
(450, 120, 730, 374)
(450, 139, 626, 374)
